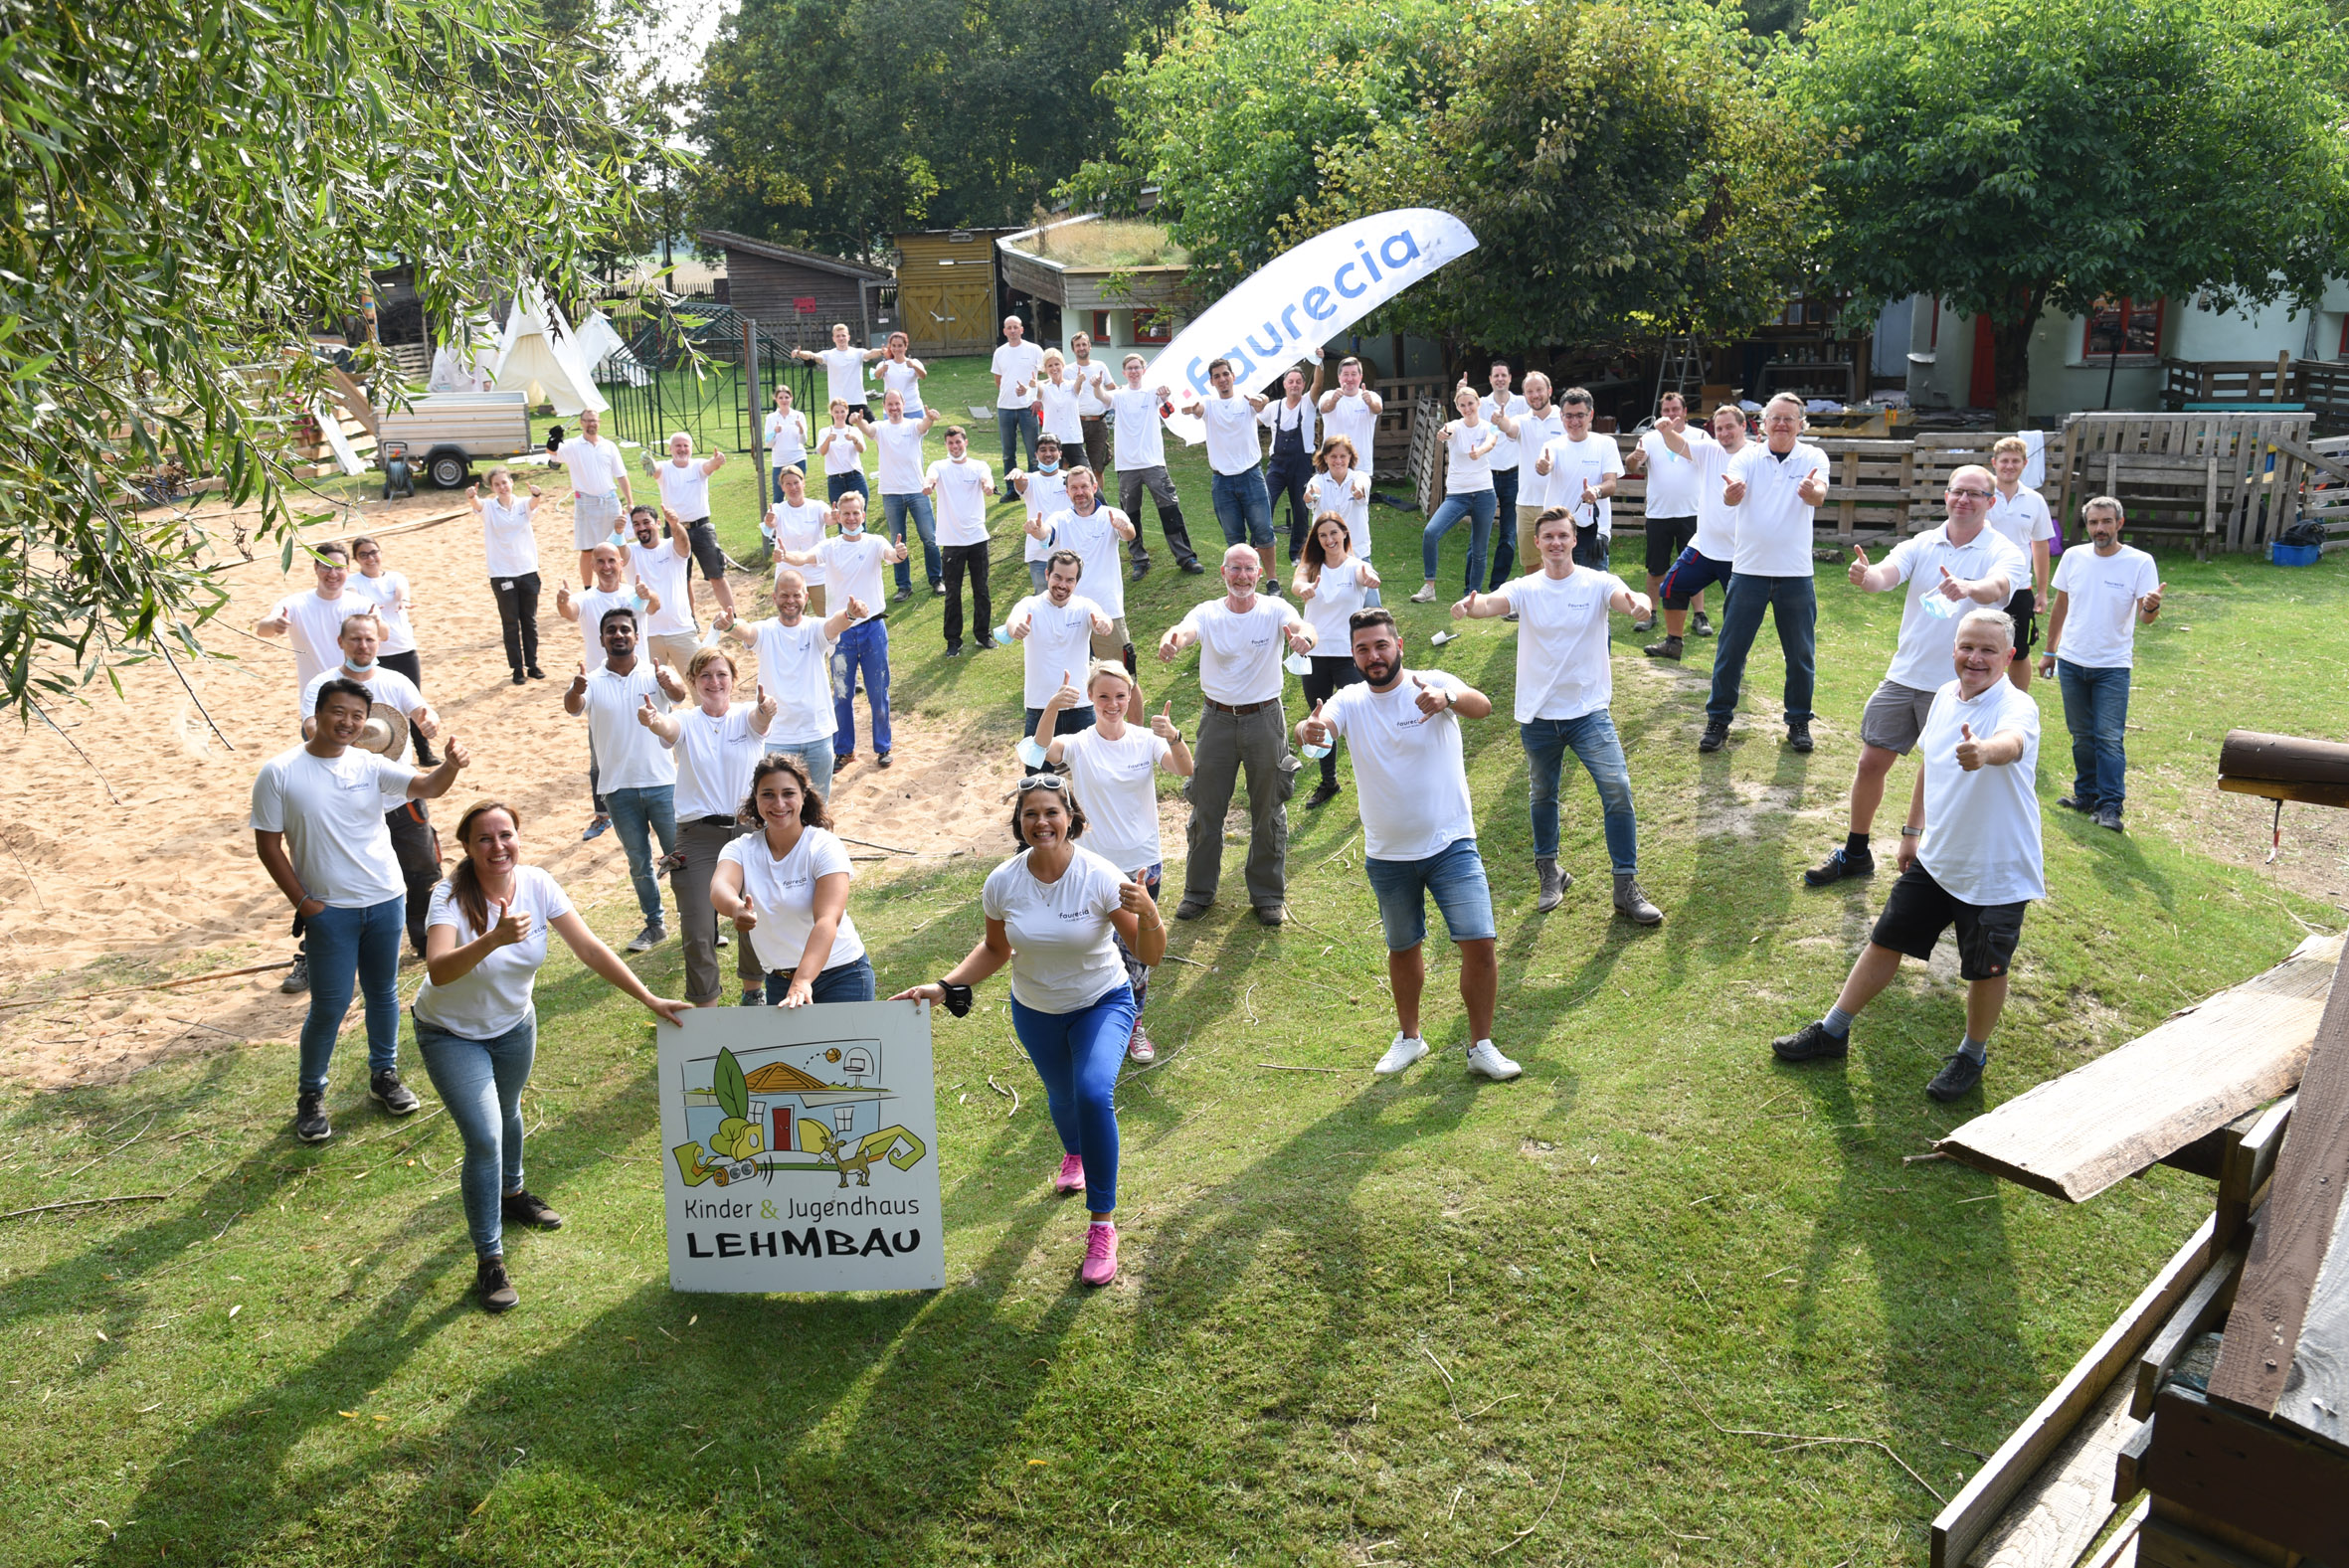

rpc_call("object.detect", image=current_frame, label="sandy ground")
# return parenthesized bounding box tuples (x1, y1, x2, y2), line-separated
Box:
(0, 491, 1025, 1090)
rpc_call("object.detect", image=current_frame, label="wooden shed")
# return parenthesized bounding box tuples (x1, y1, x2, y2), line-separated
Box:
(996, 214, 1192, 353)
(892, 229, 1017, 357)
(695, 230, 893, 351)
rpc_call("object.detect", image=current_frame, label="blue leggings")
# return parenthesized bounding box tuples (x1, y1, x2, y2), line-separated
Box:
(1010, 983, 1137, 1212)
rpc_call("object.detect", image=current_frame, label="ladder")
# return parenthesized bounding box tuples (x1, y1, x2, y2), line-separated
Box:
(1652, 335, 1704, 411)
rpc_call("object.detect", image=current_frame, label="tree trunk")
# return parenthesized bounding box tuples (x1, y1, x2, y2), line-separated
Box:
(1991, 291, 2047, 432)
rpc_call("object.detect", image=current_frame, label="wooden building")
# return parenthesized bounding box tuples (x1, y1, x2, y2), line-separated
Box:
(695, 230, 893, 351)
(995, 215, 1192, 352)
(892, 229, 1017, 357)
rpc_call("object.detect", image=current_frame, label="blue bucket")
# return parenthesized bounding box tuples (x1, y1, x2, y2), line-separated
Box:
(2269, 541, 2321, 567)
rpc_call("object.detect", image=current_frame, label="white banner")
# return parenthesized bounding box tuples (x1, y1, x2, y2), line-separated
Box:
(1148, 209, 1479, 445)
(658, 1001, 945, 1294)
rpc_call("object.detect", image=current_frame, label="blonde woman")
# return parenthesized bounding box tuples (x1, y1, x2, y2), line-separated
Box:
(1035, 349, 1087, 449)
(1411, 383, 1500, 604)
(467, 468, 550, 683)
(817, 398, 869, 504)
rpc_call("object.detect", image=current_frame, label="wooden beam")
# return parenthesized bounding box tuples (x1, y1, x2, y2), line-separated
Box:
(2217, 776, 2349, 809)
(2274, 1192, 2349, 1447)
(2141, 1385, 2349, 1563)
(1963, 1375, 2138, 1568)
(1935, 936, 2342, 1201)
(2130, 1237, 2249, 1419)
(2217, 729, 2349, 788)
(2215, 1096, 2293, 1252)
(2266, 434, 2349, 485)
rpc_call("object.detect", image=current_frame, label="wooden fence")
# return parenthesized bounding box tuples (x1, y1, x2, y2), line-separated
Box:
(2162, 357, 2349, 428)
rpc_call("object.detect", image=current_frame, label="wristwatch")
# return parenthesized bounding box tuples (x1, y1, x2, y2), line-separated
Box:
(1899, 826, 1923, 837)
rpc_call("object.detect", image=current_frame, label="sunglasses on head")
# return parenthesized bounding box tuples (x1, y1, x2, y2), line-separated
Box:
(1013, 775, 1067, 794)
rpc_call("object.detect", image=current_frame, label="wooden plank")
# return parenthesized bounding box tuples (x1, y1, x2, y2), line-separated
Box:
(2130, 1238, 2249, 1419)
(2274, 1192, 2349, 1447)
(2082, 1498, 2147, 1568)
(2141, 1385, 2349, 1563)
(1935, 936, 2343, 1201)
(2113, 1420, 2153, 1501)
(2206, 938, 2349, 1418)
(2217, 776, 2349, 809)
(1964, 1375, 2137, 1568)
(1930, 1214, 2215, 1568)
(2215, 1095, 2294, 1250)
(2135, 1516, 2280, 1568)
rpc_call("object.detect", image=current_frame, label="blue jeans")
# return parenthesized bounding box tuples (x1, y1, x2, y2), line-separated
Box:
(831, 617, 891, 757)
(762, 736, 835, 800)
(769, 462, 807, 503)
(881, 492, 943, 592)
(1486, 468, 1521, 587)
(2057, 660, 2133, 811)
(1363, 838, 1498, 952)
(826, 470, 868, 504)
(413, 1011, 535, 1259)
(1521, 711, 1639, 871)
(1706, 573, 1817, 727)
(1010, 983, 1137, 1212)
(761, 955, 877, 1005)
(997, 407, 1039, 474)
(296, 895, 405, 1095)
(1211, 468, 1275, 548)
(606, 784, 677, 927)
(1421, 488, 1497, 591)
(1573, 528, 1610, 572)
(1112, 863, 1163, 1016)
(1023, 702, 1097, 775)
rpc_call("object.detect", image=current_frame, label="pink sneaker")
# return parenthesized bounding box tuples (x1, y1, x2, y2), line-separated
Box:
(1053, 1153, 1085, 1194)
(1080, 1221, 1119, 1287)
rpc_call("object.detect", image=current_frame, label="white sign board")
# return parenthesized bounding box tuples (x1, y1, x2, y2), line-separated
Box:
(657, 1001, 944, 1294)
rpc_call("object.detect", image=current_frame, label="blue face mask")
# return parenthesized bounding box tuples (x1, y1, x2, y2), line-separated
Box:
(1038, 460, 1059, 473)
(342, 656, 376, 673)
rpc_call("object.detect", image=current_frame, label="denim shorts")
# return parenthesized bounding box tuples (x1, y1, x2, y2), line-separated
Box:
(1363, 837, 1498, 952)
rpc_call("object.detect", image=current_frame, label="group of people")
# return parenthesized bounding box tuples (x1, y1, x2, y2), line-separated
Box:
(248, 337, 2170, 1309)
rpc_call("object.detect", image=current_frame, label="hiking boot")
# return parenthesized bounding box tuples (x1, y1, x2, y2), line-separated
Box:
(1174, 898, 1212, 921)
(1375, 1033, 1430, 1075)
(1771, 1020, 1849, 1063)
(1613, 874, 1662, 926)
(294, 1092, 332, 1143)
(1409, 583, 1438, 604)
(627, 924, 664, 954)
(1644, 635, 1683, 661)
(741, 987, 765, 1007)
(1080, 1221, 1119, 1287)
(1786, 721, 1814, 754)
(1053, 1153, 1086, 1194)
(1536, 858, 1571, 913)
(1803, 847, 1873, 887)
(1698, 721, 1729, 754)
(1465, 1041, 1524, 1081)
(476, 1255, 519, 1313)
(2056, 793, 2095, 813)
(1179, 559, 1206, 575)
(2093, 806, 2124, 831)
(1926, 1051, 1986, 1103)
(1253, 903, 1287, 927)
(370, 1071, 420, 1116)
(1307, 780, 1342, 808)
(279, 953, 310, 994)
(1691, 610, 1715, 637)
(1132, 559, 1153, 583)
(1630, 616, 1656, 634)
(501, 1189, 564, 1230)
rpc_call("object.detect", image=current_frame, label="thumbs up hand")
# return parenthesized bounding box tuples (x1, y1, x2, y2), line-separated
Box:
(2140, 581, 2166, 616)
(731, 891, 759, 936)
(1847, 545, 1870, 587)
(1300, 699, 1333, 749)
(1117, 874, 1152, 918)
(1955, 720, 1985, 772)
(844, 596, 870, 622)
(556, 579, 574, 611)
(1937, 564, 1967, 602)
(636, 693, 659, 728)
(754, 681, 777, 724)
(489, 898, 532, 950)
(1150, 700, 1177, 742)
(1413, 674, 1451, 716)
(1053, 668, 1083, 709)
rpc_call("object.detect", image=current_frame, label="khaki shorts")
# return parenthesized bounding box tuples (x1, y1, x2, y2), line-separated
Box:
(572, 490, 624, 549)
(1517, 503, 1549, 574)
(647, 630, 702, 674)
(1090, 615, 1133, 660)
(804, 584, 826, 619)
(1859, 680, 1940, 755)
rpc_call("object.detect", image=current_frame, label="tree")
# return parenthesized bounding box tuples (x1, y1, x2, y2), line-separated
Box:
(1793, 0, 2349, 427)
(0, 0, 673, 714)
(1301, 0, 1816, 361)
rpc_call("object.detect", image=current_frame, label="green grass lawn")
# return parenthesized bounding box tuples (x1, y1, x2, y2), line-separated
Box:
(7, 357, 2344, 1565)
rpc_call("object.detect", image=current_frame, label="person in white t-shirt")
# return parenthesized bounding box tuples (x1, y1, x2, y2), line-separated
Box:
(252, 678, 471, 1143)
(816, 398, 869, 504)
(1703, 392, 1831, 754)
(872, 390, 943, 602)
(718, 566, 860, 803)
(874, 331, 927, 418)
(1412, 382, 1502, 603)
(1110, 352, 1204, 577)
(467, 468, 551, 684)
(1195, 355, 1278, 585)
(639, 646, 780, 1008)
(553, 408, 632, 581)
(1299, 609, 1519, 1082)
(1292, 509, 1380, 805)
(1010, 549, 1114, 769)
(992, 314, 1047, 477)
(1260, 359, 1325, 565)
(1035, 661, 1195, 1063)
(1642, 404, 1744, 660)
(1624, 392, 1705, 634)
(256, 542, 358, 714)
(346, 536, 438, 766)
(1987, 435, 2059, 692)
(777, 491, 906, 769)
(1035, 348, 1087, 449)
(925, 425, 997, 654)
(1475, 361, 1530, 585)
(891, 775, 1165, 1287)
(563, 607, 685, 953)
(1159, 544, 1317, 923)
(642, 432, 737, 622)
(414, 798, 686, 1312)
(1529, 387, 1624, 575)
(764, 384, 812, 504)
(1455, 505, 1663, 925)
(1306, 433, 1382, 610)
(1505, 373, 1567, 580)
(1068, 330, 1117, 473)
(761, 465, 831, 615)
(1030, 466, 1140, 664)
(627, 502, 703, 674)
(793, 322, 880, 421)
(1773, 608, 2044, 1104)
(714, 754, 876, 1006)
(1805, 464, 2024, 888)
(556, 541, 661, 842)
(1009, 433, 1072, 594)
(2040, 495, 2165, 830)
(1317, 355, 1384, 489)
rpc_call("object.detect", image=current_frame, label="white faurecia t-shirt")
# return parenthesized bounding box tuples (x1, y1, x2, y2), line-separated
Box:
(671, 703, 764, 821)
(654, 460, 713, 522)
(574, 585, 647, 666)
(1305, 471, 1372, 560)
(877, 358, 925, 413)
(768, 499, 828, 585)
(1505, 569, 1627, 723)
(1916, 678, 2044, 907)
(301, 665, 425, 727)
(1175, 596, 1303, 706)
(249, 745, 417, 909)
(578, 664, 675, 791)
(1321, 670, 1477, 862)
(1322, 392, 1379, 477)
(873, 420, 928, 495)
(819, 424, 865, 476)
(1724, 441, 1828, 577)
(1637, 427, 1704, 518)
(927, 456, 994, 548)
(993, 340, 1045, 409)
(1043, 507, 1128, 618)
(345, 573, 416, 656)
(817, 533, 890, 623)
(2051, 544, 2161, 669)
(1299, 557, 1371, 651)
(1536, 432, 1624, 532)
(1014, 593, 1104, 708)
(765, 409, 810, 467)
(1038, 379, 1085, 444)
(479, 494, 538, 579)
(983, 845, 1129, 1013)
(1444, 421, 1497, 493)
(1199, 394, 1262, 475)
(272, 590, 358, 702)
(1878, 524, 2029, 692)
(719, 826, 866, 976)
(629, 537, 695, 637)
(748, 616, 836, 745)
(1110, 385, 1168, 470)
(1019, 468, 1068, 564)
(1987, 485, 2056, 566)
(412, 866, 577, 1038)
(1060, 725, 1174, 873)
(816, 346, 868, 410)
(557, 435, 628, 498)
(1688, 434, 1740, 560)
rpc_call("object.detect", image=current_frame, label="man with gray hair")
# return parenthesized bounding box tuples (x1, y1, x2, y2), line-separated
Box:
(1703, 391, 1829, 754)
(1805, 462, 2026, 886)
(1772, 606, 2042, 1102)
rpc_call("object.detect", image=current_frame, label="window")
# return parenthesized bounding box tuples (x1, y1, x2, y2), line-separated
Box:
(1130, 307, 1173, 345)
(1092, 310, 1114, 342)
(2084, 297, 2164, 359)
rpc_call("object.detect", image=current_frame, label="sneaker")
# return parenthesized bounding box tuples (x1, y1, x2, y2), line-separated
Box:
(892, 586, 912, 604)
(1080, 1221, 1119, 1287)
(582, 814, 611, 841)
(1803, 847, 1873, 887)
(1465, 1040, 1524, 1081)
(1612, 875, 1663, 926)
(501, 1189, 564, 1230)
(1698, 721, 1729, 754)
(511, 670, 526, 685)
(741, 987, 765, 1007)
(1786, 721, 1814, 754)
(2056, 793, 2095, 813)
(1127, 1024, 1156, 1064)
(2093, 806, 2124, 831)
(1374, 1032, 1430, 1076)
(876, 751, 893, 770)
(369, 1071, 421, 1116)
(1307, 780, 1342, 808)
(1503, 610, 1520, 623)
(476, 1255, 519, 1313)
(835, 755, 855, 769)
(1253, 903, 1287, 927)
(1630, 616, 1656, 634)
(945, 644, 965, 658)
(627, 924, 664, 954)
(294, 1092, 332, 1143)
(1926, 1051, 1986, 1102)
(931, 583, 946, 597)
(279, 954, 310, 994)
(1132, 559, 1152, 582)
(1771, 1020, 1850, 1063)
(1053, 1153, 1086, 1194)
(1409, 584, 1438, 604)
(976, 637, 999, 651)
(1692, 610, 1715, 637)
(1178, 559, 1207, 575)
(1643, 635, 1683, 661)
(714, 929, 728, 949)
(1174, 898, 1211, 921)
(1536, 858, 1571, 913)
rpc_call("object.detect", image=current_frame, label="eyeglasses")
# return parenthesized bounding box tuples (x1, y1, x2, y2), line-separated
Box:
(1947, 488, 1994, 500)
(1013, 775, 1067, 793)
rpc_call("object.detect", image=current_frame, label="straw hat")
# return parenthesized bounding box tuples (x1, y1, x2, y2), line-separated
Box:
(352, 701, 411, 761)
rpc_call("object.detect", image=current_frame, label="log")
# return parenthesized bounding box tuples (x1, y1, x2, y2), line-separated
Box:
(2217, 730, 2349, 787)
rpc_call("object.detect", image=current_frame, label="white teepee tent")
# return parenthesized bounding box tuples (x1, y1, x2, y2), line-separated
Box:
(492, 282, 608, 416)
(572, 307, 648, 388)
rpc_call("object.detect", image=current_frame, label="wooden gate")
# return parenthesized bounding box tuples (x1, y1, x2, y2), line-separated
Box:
(897, 274, 995, 356)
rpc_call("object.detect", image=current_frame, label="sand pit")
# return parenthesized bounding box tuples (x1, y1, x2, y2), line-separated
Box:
(0, 492, 1025, 1090)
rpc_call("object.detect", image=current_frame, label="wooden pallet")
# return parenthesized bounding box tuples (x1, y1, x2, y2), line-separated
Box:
(2051, 414, 2313, 560)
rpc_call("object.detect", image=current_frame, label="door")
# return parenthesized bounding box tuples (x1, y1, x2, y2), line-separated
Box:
(1969, 316, 1997, 409)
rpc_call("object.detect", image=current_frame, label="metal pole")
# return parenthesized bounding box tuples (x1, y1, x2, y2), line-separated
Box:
(746, 318, 764, 467)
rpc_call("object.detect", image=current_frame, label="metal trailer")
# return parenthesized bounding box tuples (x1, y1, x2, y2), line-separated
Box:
(376, 391, 532, 489)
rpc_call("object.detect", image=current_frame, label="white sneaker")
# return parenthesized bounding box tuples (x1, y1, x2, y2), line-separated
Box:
(1465, 1040, 1523, 1081)
(1409, 584, 1438, 604)
(1374, 1033, 1430, 1075)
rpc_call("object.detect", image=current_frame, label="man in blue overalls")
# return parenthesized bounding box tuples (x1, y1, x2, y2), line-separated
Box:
(1262, 360, 1324, 567)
